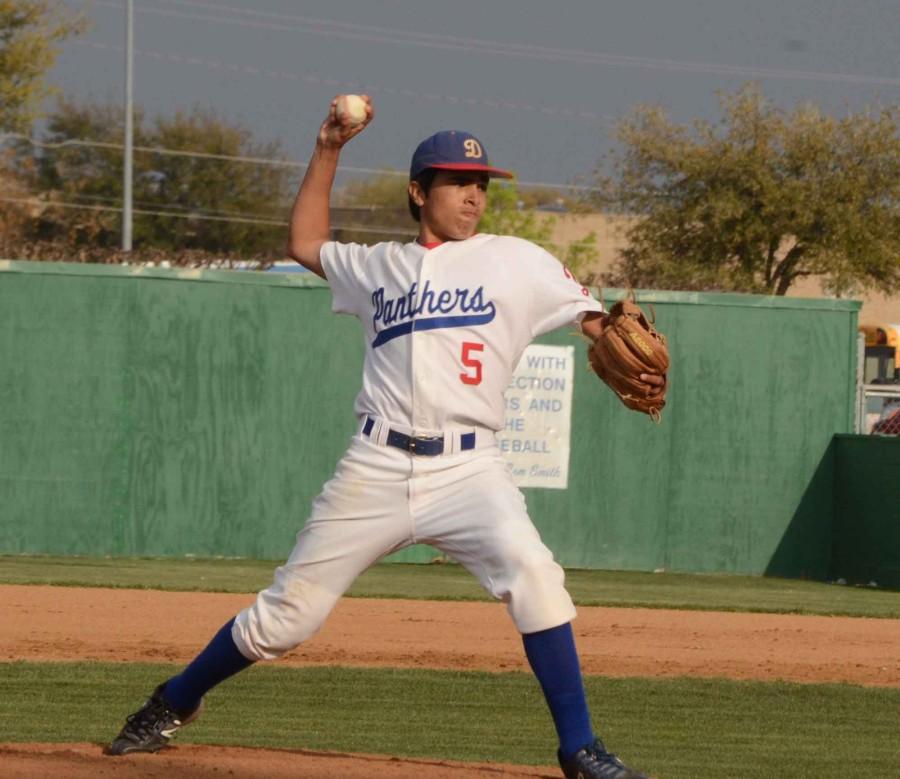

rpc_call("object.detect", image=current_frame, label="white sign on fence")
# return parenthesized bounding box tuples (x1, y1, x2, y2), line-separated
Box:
(499, 344, 575, 489)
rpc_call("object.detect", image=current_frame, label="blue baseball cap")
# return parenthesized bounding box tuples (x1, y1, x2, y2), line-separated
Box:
(409, 130, 514, 180)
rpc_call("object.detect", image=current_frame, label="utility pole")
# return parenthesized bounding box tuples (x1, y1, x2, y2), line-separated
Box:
(122, 0, 134, 252)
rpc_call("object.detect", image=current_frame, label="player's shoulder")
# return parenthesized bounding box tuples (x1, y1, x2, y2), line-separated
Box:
(329, 238, 407, 251)
(474, 233, 550, 257)
(326, 239, 409, 259)
(478, 234, 563, 269)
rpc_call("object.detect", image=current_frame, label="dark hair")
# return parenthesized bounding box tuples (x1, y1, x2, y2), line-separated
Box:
(407, 168, 438, 222)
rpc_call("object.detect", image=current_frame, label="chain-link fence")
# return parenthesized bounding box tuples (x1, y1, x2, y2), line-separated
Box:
(856, 333, 900, 435)
(860, 386, 900, 435)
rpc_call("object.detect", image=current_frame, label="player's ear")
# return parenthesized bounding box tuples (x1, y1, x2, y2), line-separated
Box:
(407, 180, 426, 207)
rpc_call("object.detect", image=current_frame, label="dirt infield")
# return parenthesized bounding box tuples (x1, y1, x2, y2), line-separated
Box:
(0, 743, 554, 779)
(2, 584, 898, 777)
(3, 585, 898, 685)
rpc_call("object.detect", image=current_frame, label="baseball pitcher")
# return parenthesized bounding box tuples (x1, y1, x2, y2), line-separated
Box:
(107, 95, 666, 779)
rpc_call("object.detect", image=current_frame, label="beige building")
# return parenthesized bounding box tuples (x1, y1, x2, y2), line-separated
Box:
(549, 213, 899, 327)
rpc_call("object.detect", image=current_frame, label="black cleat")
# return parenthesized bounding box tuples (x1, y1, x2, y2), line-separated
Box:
(106, 683, 202, 756)
(558, 739, 650, 779)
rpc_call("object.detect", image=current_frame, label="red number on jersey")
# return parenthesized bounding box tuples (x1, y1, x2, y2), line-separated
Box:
(460, 341, 484, 385)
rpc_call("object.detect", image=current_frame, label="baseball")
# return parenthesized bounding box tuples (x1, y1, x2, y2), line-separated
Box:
(336, 94, 368, 126)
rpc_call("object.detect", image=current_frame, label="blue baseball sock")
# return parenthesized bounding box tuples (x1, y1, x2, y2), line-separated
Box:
(523, 622, 594, 761)
(163, 617, 253, 712)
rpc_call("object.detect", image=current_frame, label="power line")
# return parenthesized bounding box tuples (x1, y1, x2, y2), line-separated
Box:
(3, 193, 591, 247)
(49, 190, 285, 221)
(61, 191, 405, 219)
(1, 195, 286, 226)
(1, 132, 602, 193)
(1, 130, 306, 169)
(3, 191, 598, 251)
(73, 39, 613, 124)
(0, 195, 417, 236)
(88, 0, 900, 88)
(6, 188, 603, 247)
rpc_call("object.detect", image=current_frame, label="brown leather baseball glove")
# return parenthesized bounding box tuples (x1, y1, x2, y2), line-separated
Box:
(588, 296, 669, 421)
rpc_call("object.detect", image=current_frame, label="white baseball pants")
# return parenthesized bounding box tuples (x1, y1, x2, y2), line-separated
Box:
(232, 432, 576, 661)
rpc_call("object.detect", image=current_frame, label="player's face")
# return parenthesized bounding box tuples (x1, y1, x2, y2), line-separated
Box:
(417, 170, 489, 241)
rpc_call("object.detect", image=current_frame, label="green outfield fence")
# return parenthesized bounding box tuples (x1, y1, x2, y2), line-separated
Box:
(1, 260, 893, 585)
(828, 435, 900, 587)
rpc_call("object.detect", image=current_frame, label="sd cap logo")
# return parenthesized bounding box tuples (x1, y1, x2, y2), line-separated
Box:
(463, 138, 483, 158)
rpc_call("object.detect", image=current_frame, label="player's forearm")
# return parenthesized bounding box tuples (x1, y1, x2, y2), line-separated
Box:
(286, 144, 341, 277)
(580, 311, 607, 342)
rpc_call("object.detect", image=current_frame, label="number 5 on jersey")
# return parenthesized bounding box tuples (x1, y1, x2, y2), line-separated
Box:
(460, 341, 484, 385)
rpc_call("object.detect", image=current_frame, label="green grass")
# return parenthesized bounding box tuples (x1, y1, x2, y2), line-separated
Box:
(1, 554, 898, 617)
(0, 662, 897, 779)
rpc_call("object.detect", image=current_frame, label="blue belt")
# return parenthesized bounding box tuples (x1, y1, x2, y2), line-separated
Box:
(363, 416, 476, 456)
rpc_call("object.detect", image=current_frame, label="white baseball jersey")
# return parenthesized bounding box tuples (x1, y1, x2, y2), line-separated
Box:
(320, 233, 603, 433)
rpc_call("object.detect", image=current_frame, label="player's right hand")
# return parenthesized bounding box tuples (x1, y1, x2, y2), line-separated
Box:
(318, 94, 374, 149)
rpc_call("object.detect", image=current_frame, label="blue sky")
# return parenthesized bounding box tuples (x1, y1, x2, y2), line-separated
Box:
(50, 0, 900, 191)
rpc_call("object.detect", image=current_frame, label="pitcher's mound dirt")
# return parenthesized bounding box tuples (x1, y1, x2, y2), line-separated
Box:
(2, 584, 898, 778)
(0, 743, 556, 779)
(2, 585, 898, 686)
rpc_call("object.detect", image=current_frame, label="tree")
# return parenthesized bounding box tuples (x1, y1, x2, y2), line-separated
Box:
(595, 85, 900, 295)
(23, 98, 147, 248)
(481, 180, 598, 277)
(0, 147, 31, 241)
(331, 171, 417, 244)
(0, 1, 84, 133)
(20, 98, 292, 257)
(137, 107, 292, 254)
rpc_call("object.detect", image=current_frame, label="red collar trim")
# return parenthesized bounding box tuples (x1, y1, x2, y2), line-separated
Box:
(417, 233, 480, 250)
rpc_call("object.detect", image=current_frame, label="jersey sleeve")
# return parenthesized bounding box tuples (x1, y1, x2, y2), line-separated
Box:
(525, 244, 603, 337)
(319, 240, 371, 316)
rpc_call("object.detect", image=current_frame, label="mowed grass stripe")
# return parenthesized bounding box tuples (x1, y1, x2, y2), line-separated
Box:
(0, 662, 897, 779)
(1, 555, 897, 618)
